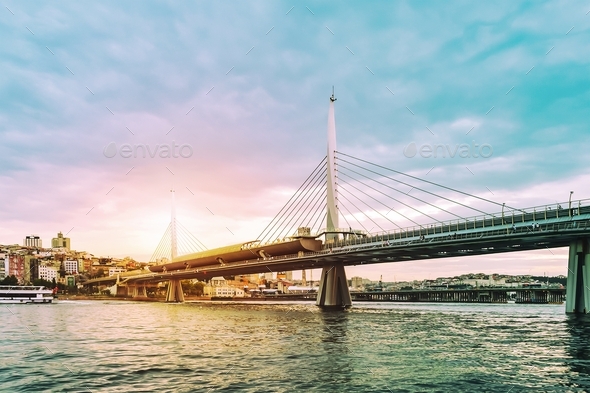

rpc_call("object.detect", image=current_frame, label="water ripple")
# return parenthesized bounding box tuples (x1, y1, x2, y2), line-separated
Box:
(2, 302, 590, 392)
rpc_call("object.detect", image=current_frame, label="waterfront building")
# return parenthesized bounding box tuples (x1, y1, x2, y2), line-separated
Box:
(7, 254, 25, 284)
(204, 285, 244, 297)
(461, 277, 512, 287)
(277, 271, 293, 281)
(277, 280, 293, 293)
(203, 276, 245, 297)
(23, 235, 42, 248)
(64, 260, 79, 275)
(0, 256, 5, 280)
(287, 286, 317, 294)
(25, 256, 40, 283)
(65, 275, 76, 287)
(51, 232, 70, 250)
(77, 259, 86, 273)
(351, 276, 363, 288)
(108, 266, 126, 276)
(39, 264, 59, 282)
(82, 258, 93, 273)
(210, 276, 227, 287)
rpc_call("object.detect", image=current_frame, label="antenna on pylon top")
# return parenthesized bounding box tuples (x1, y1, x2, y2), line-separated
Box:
(330, 86, 336, 102)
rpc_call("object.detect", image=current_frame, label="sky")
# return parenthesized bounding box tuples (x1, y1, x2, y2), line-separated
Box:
(1, 1, 589, 282)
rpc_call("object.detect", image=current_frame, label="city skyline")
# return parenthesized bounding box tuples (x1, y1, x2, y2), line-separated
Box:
(2, 2, 589, 281)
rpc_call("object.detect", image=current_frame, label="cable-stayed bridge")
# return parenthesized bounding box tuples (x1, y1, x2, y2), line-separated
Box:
(150, 211, 208, 265)
(88, 93, 590, 313)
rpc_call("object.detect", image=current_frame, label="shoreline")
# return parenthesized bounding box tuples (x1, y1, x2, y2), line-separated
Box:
(57, 295, 317, 302)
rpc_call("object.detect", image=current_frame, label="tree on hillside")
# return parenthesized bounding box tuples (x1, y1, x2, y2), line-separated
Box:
(1, 275, 18, 285)
(194, 282, 205, 296)
(181, 281, 205, 296)
(32, 278, 54, 288)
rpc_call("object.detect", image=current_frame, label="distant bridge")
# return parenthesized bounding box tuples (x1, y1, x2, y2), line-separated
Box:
(351, 287, 565, 304)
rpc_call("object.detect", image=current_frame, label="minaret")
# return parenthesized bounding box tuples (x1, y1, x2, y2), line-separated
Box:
(171, 188, 177, 260)
(326, 87, 339, 240)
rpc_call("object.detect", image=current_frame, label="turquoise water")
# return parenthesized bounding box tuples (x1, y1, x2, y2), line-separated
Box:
(2, 301, 590, 392)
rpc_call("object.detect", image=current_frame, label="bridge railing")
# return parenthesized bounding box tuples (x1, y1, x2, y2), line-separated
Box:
(324, 217, 590, 251)
(318, 198, 590, 250)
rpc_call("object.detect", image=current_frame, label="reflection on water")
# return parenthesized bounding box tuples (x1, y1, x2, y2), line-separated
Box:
(565, 314, 590, 387)
(2, 301, 590, 392)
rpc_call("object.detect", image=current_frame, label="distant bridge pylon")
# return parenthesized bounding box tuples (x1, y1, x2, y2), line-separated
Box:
(150, 189, 208, 264)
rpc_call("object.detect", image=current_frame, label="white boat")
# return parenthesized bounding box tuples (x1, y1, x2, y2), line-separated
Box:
(0, 285, 55, 304)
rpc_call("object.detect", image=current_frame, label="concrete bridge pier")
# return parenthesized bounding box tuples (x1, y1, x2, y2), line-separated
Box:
(566, 239, 590, 313)
(131, 285, 147, 298)
(166, 279, 185, 302)
(316, 263, 352, 309)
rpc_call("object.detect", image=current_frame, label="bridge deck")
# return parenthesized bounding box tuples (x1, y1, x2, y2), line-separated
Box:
(113, 212, 590, 285)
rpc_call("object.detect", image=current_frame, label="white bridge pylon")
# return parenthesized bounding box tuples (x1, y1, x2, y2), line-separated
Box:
(150, 190, 208, 302)
(317, 90, 353, 309)
(150, 190, 208, 264)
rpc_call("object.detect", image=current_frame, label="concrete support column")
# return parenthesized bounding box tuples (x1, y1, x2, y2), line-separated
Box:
(166, 279, 185, 303)
(316, 263, 351, 309)
(566, 239, 590, 313)
(131, 285, 147, 298)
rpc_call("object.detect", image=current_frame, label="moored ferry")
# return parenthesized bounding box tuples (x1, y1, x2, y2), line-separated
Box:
(0, 285, 55, 304)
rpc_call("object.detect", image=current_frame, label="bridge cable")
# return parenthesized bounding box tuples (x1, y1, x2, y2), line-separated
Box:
(268, 166, 327, 241)
(176, 220, 208, 251)
(256, 157, 327, 243)
(176, 230, 191, 256)
(174, 222, 193, 255)
(261, 166, 326, 243)
(176, 221, 206, 252)
(337, 166, 458, 223)
(336, 151, 519, 212)
(151, 224, 170, 262)
(282, 177, 328, 239)
(337, 199, 369, 233)
(338, 203, 354, 231)
(311, 211, 328, 235)
(336, 155, 492, 216)
(175, 223, 203, 256)
(301, 180, 328, 228)
(304, 191, 329, 231)
(150, 223, 172, 263)
(336, 179, 405, 229)
(337, 190, 386, 233)
(261, 163, 327, 243)
(257, 156, 326, 238)
(284, 178, 327, 237)
(337, 184, 392, 232)
(337, 173, 427, 227)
